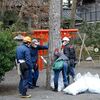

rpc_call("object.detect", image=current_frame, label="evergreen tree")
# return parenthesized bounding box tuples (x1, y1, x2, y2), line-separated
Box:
(0, 28, 16, 82)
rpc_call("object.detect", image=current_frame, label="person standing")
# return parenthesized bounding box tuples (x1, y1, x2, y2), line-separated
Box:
(29, 39, 48, 87)
(62, 37, 77, 83)
(53, 48, 69, 92)
(16, 36, 32, 98)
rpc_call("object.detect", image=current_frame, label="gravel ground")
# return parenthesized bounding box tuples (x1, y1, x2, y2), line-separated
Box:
(0, 61, 100, 100)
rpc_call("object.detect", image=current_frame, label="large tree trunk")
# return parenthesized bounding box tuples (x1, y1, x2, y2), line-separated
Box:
(46, 0, 61, 89)
(70, 0, 77, 28)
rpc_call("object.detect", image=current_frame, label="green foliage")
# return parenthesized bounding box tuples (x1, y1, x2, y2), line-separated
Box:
(61, 17, 82, 29)
(61, 18, 70, 29)
(0, 10, 28, 32)
(10, 20, 28, 32)
(78, 22, 100, 59)
(0, 21, 4, 31)
(3, 10, 18, 28)
(0, 29, 17, 82)
(79, 22, 100, 48)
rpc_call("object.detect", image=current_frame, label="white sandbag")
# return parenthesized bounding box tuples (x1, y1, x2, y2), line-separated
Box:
(85, 74, 100, 94)
(74, 73, 82, 81)
(58, 75, 64, 91)
(94, 74, 99, 79)
(50, 72, 64, 91)
(63, 72, 100, 95)
(82, 72, 100, 93)
(50, 73, 54, 89)
(86, 56, 92, 61)
(63, 76, 88, 95)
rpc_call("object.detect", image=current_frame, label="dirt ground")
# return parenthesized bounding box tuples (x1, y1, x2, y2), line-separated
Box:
(0, 61, 100, 100)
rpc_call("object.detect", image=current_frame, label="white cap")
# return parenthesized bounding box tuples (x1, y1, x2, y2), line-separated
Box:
(62, 37, 70, 42)
(32, 39, 39, 45)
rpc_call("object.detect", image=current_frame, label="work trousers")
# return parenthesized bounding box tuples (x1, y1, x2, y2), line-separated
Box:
(32, 63, 39, 86)
(54, 62, 69, 88)
(19, 70, 29, 96)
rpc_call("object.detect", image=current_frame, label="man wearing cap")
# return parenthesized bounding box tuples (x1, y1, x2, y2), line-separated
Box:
(29, 39, 48, 88)
(16, 36, 32, 98)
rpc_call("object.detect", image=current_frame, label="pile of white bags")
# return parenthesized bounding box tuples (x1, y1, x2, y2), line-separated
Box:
(63, 72, 100, 95)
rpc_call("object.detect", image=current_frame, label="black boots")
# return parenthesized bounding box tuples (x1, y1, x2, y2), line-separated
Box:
(53, 85, 58, 92)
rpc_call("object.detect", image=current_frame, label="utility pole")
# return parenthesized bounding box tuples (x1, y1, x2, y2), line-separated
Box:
(46, 0, 61, 89)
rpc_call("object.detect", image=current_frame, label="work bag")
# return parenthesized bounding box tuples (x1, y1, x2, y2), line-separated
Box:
(18, 60, 28, 74)
(15, 59, 28, 75)
(20, 62, 28, 72)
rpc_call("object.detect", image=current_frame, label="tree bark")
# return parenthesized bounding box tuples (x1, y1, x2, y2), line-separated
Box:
(70, 0, 77, 28)
(46, 0, 61, 89)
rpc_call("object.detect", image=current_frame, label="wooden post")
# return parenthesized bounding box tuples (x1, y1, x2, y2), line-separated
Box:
(78, 34, 86, 65)
(77, 32, 95, 65)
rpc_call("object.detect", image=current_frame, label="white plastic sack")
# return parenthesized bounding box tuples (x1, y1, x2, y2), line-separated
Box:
(50, 72, 64, 91)
(63, 72, 100, 95)
(85, 73, 100, 94)
(74, 73, 82, 81)
(63, 76, 88, 95)
(86, 56, 92, 61)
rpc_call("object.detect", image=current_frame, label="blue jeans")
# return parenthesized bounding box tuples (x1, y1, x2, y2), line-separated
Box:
(28, 69, 33, 87)
(32, 63, 39, 86)
(19, 70, 29, 96)
(69, 66, 75, 79)
(69, 59, 75, 78)
(54, 62, 68, 88)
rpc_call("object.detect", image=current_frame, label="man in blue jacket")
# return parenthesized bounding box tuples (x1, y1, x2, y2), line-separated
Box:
(16, 36, 32, 98)
(29, 39, 48, 88)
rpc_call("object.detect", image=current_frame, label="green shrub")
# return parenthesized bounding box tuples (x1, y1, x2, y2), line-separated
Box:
(0, 29, 17, 82)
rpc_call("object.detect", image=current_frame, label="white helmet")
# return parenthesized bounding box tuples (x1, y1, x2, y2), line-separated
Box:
(62, 37, 70, 42)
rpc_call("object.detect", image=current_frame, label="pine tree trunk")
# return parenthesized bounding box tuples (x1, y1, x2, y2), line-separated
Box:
(46, 0, 61, 89)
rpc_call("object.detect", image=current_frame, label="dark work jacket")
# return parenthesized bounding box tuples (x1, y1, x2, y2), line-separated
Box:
(63, 44, 77, 61)
(30, 45, 48, 63)
(16, 43, 33, 69)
